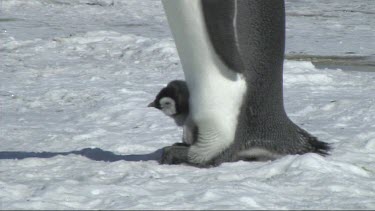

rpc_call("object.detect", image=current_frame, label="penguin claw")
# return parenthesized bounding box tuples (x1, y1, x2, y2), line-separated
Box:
(159, 145, 189, 165)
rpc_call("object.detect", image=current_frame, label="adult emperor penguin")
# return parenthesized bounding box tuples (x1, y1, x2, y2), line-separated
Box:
(148, 80, 197, 145)
(160, 0, 330, 166)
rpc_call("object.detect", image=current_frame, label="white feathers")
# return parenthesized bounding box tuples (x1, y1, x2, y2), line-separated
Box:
(237, 148, 283, 161)
(159, 97, 177, 116)
(162, 0, 247, 164)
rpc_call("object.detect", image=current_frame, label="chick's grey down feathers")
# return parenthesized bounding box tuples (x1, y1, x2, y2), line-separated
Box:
(149, 80, 198, 145)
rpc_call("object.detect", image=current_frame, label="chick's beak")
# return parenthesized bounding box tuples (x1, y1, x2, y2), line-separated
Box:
(148, 101, 156, 108)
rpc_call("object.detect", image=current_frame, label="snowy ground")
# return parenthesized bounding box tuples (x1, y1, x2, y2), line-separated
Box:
(1, 0, 375, 209)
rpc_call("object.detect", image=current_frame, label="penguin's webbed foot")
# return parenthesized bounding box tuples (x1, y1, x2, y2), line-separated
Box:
(159, 145, 189, 165)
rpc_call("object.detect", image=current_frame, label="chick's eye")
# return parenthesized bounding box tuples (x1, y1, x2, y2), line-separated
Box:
(165, 102, 171, 105)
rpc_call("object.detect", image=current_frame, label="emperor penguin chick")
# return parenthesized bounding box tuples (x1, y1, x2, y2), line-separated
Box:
(148, 80, 197, 145)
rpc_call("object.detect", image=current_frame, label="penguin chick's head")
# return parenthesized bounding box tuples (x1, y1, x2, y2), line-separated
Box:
(148, 80, 189, 117)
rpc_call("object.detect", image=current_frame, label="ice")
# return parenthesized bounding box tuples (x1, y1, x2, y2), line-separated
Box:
(1, 0, 375, 209)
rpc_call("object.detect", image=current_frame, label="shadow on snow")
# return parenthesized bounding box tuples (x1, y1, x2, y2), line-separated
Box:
(0, 147, 163, 162)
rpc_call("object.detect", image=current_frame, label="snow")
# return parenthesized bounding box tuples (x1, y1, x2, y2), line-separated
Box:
(1, 0, 375, 209)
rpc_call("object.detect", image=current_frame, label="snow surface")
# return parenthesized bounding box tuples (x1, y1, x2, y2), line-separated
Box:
(1, 0, 375, 209)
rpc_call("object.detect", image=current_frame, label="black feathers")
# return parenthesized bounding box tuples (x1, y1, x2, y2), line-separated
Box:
(298, 128, 332, 156)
